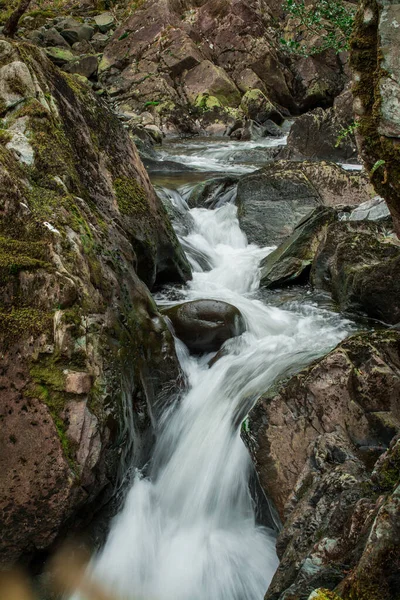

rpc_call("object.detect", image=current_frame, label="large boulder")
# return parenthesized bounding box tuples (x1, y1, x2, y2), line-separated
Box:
(163, 300, 245, 353)
(350, 0, 400, 237)
(240, 89, 284, 125)
(184, 60, 241, 107)
(292, 50, 347, 111)
(0, 41, 190, 566)
(187, 175, 240, 209)
(259, 207, 338, 288)
(236, 160, 373, 246)
(280, 90, 358, 163)
(311, 220, 400, 325)
(245, 330, 400, 599)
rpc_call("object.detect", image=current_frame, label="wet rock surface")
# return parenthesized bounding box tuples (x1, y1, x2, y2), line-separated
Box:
(260, 206, 338, 289)
(279, 89, 358, 163)
(245, 330, 400, 600)
(0, 41, 190, 565)
(311, 220, 400, 325)
(163, 300, 246, 353)
(236, 160, 372, 246)
(351, 0, 400, 237)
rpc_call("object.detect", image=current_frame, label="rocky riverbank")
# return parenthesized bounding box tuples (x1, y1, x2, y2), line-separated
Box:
(1, 1, 400, 599)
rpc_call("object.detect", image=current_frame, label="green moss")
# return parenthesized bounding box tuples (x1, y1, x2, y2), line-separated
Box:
(374, 440, 400, 492)
(311, 590, 342, 600)
(29, 355, 78, 468)
(0, 308, 52, 343)
(114, 176, 148, 216)
(0, 129, 12, 144)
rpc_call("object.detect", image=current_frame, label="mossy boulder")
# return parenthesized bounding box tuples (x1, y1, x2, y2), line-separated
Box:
(240, 89, 283, 125)
(184, 60, 241, 108)
(311, 220, 400, 325)
(350, 0, 400, 237)
(0, 40, 190, 565)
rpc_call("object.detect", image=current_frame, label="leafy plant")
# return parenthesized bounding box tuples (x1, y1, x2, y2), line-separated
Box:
(280, 0, 356, 56)
(370, 159, 386, 176)
(335, 120, 359, 147)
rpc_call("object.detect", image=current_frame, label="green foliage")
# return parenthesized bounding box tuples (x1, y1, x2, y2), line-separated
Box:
(335, 121, 359, 148)
(280, 0, 356, 56)
(370, 159, 386, 176)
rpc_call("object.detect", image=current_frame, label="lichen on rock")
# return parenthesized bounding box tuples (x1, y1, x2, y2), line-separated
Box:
(0, 39, 190, 565)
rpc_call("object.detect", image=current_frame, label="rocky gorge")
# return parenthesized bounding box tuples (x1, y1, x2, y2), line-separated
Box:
(0, 1, 400, 600)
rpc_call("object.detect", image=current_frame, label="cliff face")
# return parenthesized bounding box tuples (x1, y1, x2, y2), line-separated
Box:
(350, 0, 400, 236)
(246, 331, 400, 600)
(0, 39, 190, 564)
(98, 0, 347, 127)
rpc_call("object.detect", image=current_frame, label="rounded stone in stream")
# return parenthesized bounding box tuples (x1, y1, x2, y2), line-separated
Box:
(163, 300, 245, 353)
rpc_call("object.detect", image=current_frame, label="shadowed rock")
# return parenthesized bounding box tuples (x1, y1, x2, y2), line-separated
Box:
(164, 300, 245, 353)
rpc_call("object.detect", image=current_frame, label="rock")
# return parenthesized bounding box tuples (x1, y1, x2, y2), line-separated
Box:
(55, 17, 81, 32)
(260, 206, 338, 288)
(5, 116, 34, 165)
(144, 124, 163, 144)
(187, 175, 239, 210)
(184, 60, 241, 108)
(65, 372, 92, 395)
(91, 32, 109, 52)
(94, 12, 115, 33)
(350, 0, 400, 237)
(60, 28, 80, 46)
(97, 0, 299, 131)
(236, 68, 267, 94)
(45, 46, 75, 67)
(311, 220, 400, 325)
(0, 59, 36, 110)
(0, 41, 190, 565)
(241, 119, 268, 141)
(236, 159, 374, 246)
(240, 89, 283, 125)
(64, 55, 99, 79)
(346, 196, 391, 222)
(280, 99, 358, 163)
(245, 330, 400, 598)
(263, 119, 283, 137)
(41, 27, 71, 49)
(294, 50, 347, 111)
(163, 300, 246, 353)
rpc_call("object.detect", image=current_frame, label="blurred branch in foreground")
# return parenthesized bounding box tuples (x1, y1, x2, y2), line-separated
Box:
(0, 543, 119, 600)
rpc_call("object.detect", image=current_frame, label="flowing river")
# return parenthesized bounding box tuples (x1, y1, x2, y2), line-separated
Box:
(85, 137, 355, 600)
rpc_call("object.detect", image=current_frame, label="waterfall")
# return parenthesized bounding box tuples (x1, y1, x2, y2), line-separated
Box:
(83, 183, 353, 600)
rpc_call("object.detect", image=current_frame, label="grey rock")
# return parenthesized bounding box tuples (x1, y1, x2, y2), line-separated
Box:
(42, 27, 70, 48)
(163, 300, 246, 353)
(347, 196, 391, 222)
(65, 55, 99, 79)
(60, 28, 80, 46)
(94, 12, 115, 33)
(260, 206, 338, 288)
(187, 175, 239, 210)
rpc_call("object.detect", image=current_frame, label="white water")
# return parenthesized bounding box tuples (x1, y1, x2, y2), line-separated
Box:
(79, 190, 354, 600)
(158, 137, 288, 174)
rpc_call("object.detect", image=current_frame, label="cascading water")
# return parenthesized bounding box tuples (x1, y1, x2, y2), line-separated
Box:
(80, 140, 355, 600)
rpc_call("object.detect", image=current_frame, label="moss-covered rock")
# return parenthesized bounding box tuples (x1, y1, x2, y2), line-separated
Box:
(311, 220, 400, 325)
(350, 0, 400, 237)
(0, 41, 190, 566)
